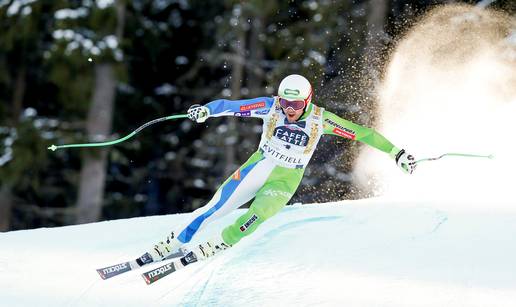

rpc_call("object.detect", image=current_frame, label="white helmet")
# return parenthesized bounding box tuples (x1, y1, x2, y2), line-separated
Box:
(278, 74, 313, 108)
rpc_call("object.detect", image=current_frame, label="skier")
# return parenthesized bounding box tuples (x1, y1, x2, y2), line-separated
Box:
(134, 74, 416, 267)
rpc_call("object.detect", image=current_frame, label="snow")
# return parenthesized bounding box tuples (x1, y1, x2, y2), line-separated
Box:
(1, 4, 513, 306)
(0, 127, 17, 166)
(154, 83, 178, 96)
(54, 8, 89, 20)
(1, 198, 515, 306)
(355, 5, 516, 210)
(0, 147, 13, 166)
(52, 30, 122, 60)
(1, 0, 37, 16)
(96, 0, 114, 9)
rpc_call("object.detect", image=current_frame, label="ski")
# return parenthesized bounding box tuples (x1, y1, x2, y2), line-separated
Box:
(96, 248, 186, 280)
(142, 250, 199, 285)
(97, 260, 133, 280)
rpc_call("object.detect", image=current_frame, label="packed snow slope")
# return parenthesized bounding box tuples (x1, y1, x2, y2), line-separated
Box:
(1, 197, 515, 307)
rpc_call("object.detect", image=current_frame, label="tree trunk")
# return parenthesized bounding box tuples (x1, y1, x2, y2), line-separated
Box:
(364, 0, 389, 79)
(360, 0, 389, 124)
(0, 185, 13, 231)
(75, 64, 116, 224)
(1, 64, 27, 230)
(12, 65, 26, 122)
(75, 1, 125, 224)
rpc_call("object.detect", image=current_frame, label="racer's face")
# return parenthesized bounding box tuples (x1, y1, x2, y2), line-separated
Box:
(282, 105, 304, 123)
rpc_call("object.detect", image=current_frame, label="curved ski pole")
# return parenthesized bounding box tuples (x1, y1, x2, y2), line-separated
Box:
(416, 153, 494, 164)
(48, 114, 188, 151)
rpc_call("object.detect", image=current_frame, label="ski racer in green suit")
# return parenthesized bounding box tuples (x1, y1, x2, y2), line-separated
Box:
(133, 74, 416, 266)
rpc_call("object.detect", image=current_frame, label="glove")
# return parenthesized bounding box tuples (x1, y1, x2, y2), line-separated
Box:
(187, 104, 210, 123)
(395, 149, 417, 174)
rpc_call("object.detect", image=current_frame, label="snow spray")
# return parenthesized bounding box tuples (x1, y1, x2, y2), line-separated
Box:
(355, 4, 516, 209)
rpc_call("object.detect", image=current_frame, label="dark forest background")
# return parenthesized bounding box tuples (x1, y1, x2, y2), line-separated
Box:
(0, 0, 513, 231)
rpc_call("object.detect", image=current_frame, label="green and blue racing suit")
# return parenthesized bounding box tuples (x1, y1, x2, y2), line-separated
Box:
(174, 96, 400, 247)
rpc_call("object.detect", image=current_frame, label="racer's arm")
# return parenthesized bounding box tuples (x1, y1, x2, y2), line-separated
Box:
(322, 110, 416, 173)
(194, 97, 275, 121)
(322, 110, 399, 156)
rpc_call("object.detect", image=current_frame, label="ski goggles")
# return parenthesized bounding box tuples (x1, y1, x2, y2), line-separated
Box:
(279, 98, 306, 110)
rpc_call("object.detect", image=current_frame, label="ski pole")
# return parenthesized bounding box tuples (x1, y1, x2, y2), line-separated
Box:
(416, 153, 494, 164)
(48, 114, 188, 151)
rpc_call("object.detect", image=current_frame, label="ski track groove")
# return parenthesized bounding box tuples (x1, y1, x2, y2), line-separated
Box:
(66, 279, 100, 307)
(184, 260, 219, 306)
(155, 258, 212, 304)
(256, 216, 343, 244)
(429, 215, 448, 234)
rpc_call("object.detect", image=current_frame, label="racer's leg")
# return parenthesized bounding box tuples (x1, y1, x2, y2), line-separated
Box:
(221, 166, 304, 246)
(146, 152, 274, 261)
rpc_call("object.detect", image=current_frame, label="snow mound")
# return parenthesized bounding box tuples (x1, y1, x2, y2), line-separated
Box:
(1, 198, 515, 306)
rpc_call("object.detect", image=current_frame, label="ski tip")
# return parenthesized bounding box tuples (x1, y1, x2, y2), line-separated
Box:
(96, 269, 108, 280)
(96, 261, 132, 280)
(142, 274, 152, 285)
